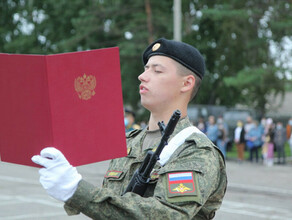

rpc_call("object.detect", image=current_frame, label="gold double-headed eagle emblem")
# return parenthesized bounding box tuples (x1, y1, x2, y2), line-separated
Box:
(173, 183, 191, 193)
(74, 74, 96, 100)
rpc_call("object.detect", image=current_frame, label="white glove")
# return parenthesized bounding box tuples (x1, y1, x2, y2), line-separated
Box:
(31, 147, 82, 202)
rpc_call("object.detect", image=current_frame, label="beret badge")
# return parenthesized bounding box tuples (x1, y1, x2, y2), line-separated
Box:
(152, 43, 161, 51)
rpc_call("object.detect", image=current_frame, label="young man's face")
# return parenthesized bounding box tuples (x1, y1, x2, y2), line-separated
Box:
(138, 55, 184, 111)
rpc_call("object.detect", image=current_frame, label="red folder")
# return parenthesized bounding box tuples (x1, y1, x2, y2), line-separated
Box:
(0, 48, 127, 167)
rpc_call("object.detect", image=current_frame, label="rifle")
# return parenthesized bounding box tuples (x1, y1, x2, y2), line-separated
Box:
(122, 109, 181, 197)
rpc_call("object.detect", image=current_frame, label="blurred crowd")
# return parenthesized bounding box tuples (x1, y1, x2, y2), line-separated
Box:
(196, 115, 292, 166)
(196, 115, 230, 159)
(123, 107, 292, 166)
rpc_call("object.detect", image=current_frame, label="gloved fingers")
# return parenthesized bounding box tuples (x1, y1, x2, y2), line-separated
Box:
(40, 147, 61, 160)
(31, 155, 40, 165)
(40, 147, 68, 163)
(31, 155, 54, 168)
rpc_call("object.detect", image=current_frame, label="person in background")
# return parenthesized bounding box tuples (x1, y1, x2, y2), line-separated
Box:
(234, 120, 245, 162)
(259, 117, 266, 154)
(124, 108, 140, 132)
(262, 118, 275, 166)
(246, 121, 262, 163)
(217, 116, 229, 139)
(244, 116, 254, 140)
(206, 115, 218, 145)
(274, 121, 286, 164)
(286, 117, 292, 156)
(217, 116, 229, 158)
(217, 123, 227, 158)
(259, 117, 266, 135)
(197, 116, 206, 133)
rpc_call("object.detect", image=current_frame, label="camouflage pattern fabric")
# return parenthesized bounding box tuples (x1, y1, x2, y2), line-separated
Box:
(64, 117, 227, 219)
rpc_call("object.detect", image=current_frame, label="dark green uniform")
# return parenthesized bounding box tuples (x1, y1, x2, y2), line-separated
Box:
(64, 117, 227, 219)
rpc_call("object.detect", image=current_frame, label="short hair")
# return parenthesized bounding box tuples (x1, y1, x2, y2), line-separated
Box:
(175, 62, 202, 101)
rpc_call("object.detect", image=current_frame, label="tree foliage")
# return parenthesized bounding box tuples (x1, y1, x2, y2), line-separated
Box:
(1, 0, 291, 118)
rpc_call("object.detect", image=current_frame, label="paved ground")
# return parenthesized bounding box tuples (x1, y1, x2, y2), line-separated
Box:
(0, 158, 291, 219)
(215, 159, 292, 220)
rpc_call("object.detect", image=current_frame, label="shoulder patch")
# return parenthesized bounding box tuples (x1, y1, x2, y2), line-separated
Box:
(167, 172, 197, 197)
(163, 171, 202, 205)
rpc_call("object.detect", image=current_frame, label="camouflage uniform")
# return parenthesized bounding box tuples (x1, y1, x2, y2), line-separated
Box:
(64, 117, 227, 219)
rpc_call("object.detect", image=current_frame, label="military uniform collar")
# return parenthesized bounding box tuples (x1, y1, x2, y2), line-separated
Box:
(169, 116, 192, 137)
(126, 117, 193, 159)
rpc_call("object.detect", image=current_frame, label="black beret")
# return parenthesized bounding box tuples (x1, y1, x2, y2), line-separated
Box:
(142, 38, 205, 79)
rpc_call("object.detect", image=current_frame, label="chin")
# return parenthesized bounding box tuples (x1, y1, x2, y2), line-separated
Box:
(140, 101, 149, 109)
(140, 100, 153, 111)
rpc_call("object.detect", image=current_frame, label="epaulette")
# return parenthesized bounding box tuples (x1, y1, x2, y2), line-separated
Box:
(186, 132, 226, 164)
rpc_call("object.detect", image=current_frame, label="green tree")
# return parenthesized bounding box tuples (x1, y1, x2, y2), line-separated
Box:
(182, 0, 291, 116)
(1, 0, 291, 118)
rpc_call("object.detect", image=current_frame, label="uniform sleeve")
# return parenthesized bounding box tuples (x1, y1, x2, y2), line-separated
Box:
(64, 180, 199, 219)
(64, 142, 225, 220)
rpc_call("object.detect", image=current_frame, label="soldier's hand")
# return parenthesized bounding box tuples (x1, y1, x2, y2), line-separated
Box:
(31, 147, 82, 202)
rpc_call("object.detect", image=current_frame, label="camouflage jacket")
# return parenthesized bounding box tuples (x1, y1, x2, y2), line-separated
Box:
(64, 117, 227, 219)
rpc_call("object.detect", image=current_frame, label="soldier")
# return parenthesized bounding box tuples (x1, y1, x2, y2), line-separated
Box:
(32, 38, 227, 219)
(124, 108, 141, 132)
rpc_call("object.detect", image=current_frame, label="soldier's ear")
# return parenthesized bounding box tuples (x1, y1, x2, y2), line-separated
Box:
(181, 75, 195, 93)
